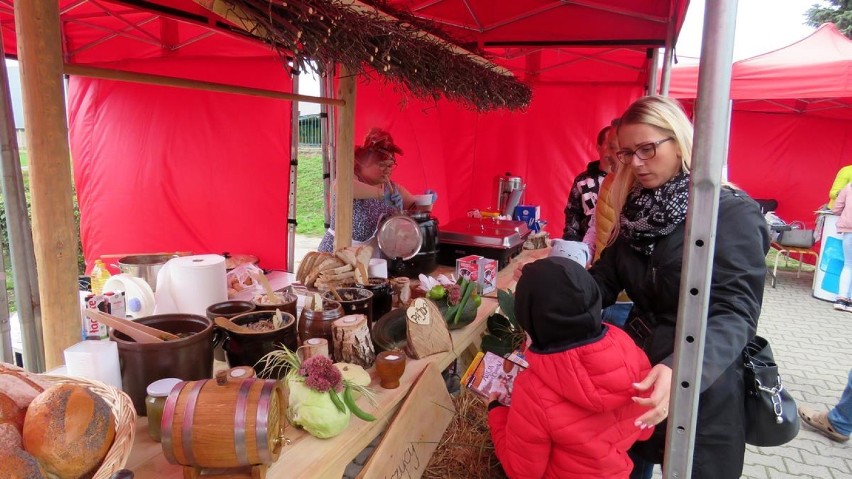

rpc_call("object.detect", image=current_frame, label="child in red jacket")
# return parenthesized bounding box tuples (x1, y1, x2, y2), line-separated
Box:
(488, 257, 653, 479)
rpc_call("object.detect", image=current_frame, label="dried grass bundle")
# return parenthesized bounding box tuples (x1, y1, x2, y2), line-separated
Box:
(210, 0, 532, 111)
(423, 391, 507, 479)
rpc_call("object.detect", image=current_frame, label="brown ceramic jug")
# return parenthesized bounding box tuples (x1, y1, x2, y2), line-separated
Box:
(298, 300, 345, 356)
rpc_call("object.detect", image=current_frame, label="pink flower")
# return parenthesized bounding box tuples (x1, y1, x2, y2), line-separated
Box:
(299, 355, 343, 392)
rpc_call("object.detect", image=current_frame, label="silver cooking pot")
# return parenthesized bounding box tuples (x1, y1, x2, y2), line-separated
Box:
(118, 254, 179, 292)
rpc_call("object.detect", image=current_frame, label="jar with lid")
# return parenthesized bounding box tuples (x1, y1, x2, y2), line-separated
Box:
(145, 378, 182, 442)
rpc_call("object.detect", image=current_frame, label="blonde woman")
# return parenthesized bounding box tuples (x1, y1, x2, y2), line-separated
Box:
(589, 96, 769, 479)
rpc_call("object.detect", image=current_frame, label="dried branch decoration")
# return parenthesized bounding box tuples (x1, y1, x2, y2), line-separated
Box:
(195, 0, 532, 111)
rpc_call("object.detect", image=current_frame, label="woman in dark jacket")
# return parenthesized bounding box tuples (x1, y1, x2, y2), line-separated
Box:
(589, 96, 770, 478)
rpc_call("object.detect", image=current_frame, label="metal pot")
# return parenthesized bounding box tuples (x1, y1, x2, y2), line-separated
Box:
(118, 254, 178, 292)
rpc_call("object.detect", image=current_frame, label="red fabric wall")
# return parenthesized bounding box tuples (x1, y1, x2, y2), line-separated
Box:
(727, 111, 852, 229)
(69, 59, 293, 272)
(354, 79, 643, 236)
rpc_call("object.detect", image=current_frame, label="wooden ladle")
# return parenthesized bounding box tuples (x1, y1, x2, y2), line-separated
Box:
(214, 316, 255, 334)
(85, 309, 179, 343)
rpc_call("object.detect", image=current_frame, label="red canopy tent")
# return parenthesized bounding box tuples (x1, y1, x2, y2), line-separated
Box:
(669, 23, 852, 228)
(1, 0, 689, 270)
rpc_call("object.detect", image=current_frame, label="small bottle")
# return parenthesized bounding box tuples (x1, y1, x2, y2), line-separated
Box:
(145, 378, 181, 442)
(90, 260, 112, 295)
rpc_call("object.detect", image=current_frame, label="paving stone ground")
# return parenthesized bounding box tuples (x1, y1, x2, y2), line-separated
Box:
(327, 248, 850, 478)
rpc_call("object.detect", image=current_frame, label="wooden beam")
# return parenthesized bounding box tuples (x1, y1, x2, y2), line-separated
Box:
(15, 0, 80, 370)
(333, 66, 356, 251)
(63, 64, 345, 107)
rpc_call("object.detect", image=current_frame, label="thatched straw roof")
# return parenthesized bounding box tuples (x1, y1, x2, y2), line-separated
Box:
(195, 0, 532, 111)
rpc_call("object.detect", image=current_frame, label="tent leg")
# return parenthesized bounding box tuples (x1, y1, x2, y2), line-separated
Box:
(664, 0, 739, 478)
(287, 72, 300, 273)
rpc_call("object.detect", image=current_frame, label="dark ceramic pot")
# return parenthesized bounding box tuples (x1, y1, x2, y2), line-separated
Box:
(110, 314, 214, 415)
(356, 278, 393, 325)
(322, 288, 374, 329)
(253, 291, 298, 319)
(298, 300, 344, 356)
(223, 310, 298, 378)
(206, 301, 256, 362)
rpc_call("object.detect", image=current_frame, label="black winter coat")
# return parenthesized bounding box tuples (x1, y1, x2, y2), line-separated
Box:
(589, 187, 770, 478)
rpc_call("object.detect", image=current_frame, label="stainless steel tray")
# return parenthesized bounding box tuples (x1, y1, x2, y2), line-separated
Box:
(438, 217, 528, 249)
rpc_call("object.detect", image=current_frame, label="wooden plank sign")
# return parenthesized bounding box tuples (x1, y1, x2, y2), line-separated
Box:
(357, 363, 455, 479)
(405, 298, 452, 359)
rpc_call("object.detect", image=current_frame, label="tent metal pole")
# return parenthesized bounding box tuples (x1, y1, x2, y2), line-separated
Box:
(287, 72, 299, 273)
(320, 66, 335, 232)
(647, 48, 660, 95)
(659, 0, 676, 96)
(663, 0, 738, 478)
(16, 0, 81, 370)
(0, 32, 43, 369)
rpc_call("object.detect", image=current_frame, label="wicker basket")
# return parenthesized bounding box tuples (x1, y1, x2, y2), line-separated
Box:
(0, 363, 137, 478)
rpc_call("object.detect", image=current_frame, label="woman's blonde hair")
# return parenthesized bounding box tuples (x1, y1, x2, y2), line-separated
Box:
(606, 96, 694, 244)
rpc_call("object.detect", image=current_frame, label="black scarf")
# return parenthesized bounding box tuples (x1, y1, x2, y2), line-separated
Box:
(620, 172, 690, 256)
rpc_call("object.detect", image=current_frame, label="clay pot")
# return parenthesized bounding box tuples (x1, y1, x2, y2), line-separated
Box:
(207, 301, 256, 362)
(356, 278, 393, 325)
(110, 314, 214, 415)
(298, 300, 345, 353)
(375, 350, 406, 389)
(322, 288, 373, 328)
(253, 291, 298, 319)
(223, 311, 298, 378)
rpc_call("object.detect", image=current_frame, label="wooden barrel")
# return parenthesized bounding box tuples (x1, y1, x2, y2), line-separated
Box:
(161, 372, 286, 468)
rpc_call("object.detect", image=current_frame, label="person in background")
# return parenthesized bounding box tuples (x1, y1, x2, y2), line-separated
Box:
(589, 96, 769, 479)
(830, 182, 852, 311)
(562, 126, 614, 241)
(798, 369, 852, 442)
(828, 164, 852, 209)
(488, 257, 653, 479)
(318, 128, 432, 252)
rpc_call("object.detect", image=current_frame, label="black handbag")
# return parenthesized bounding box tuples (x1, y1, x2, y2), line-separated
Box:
(743, 336, 800, 446)
(777, 221, 815, 248)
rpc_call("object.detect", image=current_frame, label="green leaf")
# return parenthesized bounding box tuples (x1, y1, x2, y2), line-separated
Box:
(497, 288, 519, 330)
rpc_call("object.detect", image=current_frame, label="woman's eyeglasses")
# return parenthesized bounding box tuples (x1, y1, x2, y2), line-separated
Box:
(615, 137, 673, 164)
(377, 160, 397, 170)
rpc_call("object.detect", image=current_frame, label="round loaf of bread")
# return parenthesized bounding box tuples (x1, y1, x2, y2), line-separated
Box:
(22, 384, 116, 479)
(0, 421, 22, 449)
(0, 447, 46, 479)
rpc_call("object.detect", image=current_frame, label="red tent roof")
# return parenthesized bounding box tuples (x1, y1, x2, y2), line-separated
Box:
(1, 0, 688, 86)
(670, 23, 852, 119)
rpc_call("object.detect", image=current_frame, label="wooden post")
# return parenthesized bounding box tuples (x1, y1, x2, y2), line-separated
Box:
(334, 66, 356, 251)
(15, 0, 81, 369)
(0, 32, 44, 372)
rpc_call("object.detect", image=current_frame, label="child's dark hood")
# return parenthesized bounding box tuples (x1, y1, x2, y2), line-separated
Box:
(515, 257, 603, 354)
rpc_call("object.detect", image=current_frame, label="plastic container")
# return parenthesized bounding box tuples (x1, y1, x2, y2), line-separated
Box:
(90, 259, 112, 295)
(146, 377, 182, 442)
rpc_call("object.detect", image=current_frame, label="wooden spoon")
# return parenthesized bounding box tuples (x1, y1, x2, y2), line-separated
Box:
(255, 271, 278, 301)
(328, 284, 344, 302)
(85, 310, 178, 343)
(214, 316, 255, 334)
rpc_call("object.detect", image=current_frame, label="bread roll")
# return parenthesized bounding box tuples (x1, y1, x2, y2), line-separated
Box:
(0, 366, 48, 409)
(23, 384, 116, 479)
(0, 447, 46, 479)
(0, 392, 25, 432)
(0, 422, 22, 450)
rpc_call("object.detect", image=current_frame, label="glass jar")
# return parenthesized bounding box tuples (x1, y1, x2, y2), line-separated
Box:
(145, 378, 181, 442)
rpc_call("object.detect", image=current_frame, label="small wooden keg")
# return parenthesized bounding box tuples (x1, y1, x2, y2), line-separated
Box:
(161, 370, 286, 469)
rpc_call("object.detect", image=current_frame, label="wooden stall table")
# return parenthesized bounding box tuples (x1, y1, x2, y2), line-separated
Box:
(125, 247, 549, 479)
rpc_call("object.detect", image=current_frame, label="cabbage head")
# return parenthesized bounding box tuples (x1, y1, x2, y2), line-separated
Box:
(287, 377, 350, 438)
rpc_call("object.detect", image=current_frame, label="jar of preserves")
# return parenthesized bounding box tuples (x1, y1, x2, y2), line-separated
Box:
(145, 378, 181, 442)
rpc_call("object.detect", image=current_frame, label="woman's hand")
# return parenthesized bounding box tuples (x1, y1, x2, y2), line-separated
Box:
(382, 184, 404, 210)
(631, 364, 673, 429)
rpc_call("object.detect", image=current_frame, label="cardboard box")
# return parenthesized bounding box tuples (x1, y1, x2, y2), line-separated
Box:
(82, 294, 109, 340)
(456, 255, 498, 294)
(513, 204, 541, 229)
(104, 291, 126, 319)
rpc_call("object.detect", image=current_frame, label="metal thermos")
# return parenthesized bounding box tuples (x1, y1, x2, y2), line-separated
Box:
(495, 172, 524, 216)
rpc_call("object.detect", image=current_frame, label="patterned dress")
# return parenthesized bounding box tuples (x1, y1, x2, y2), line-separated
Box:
(317, 181, 399, 252)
